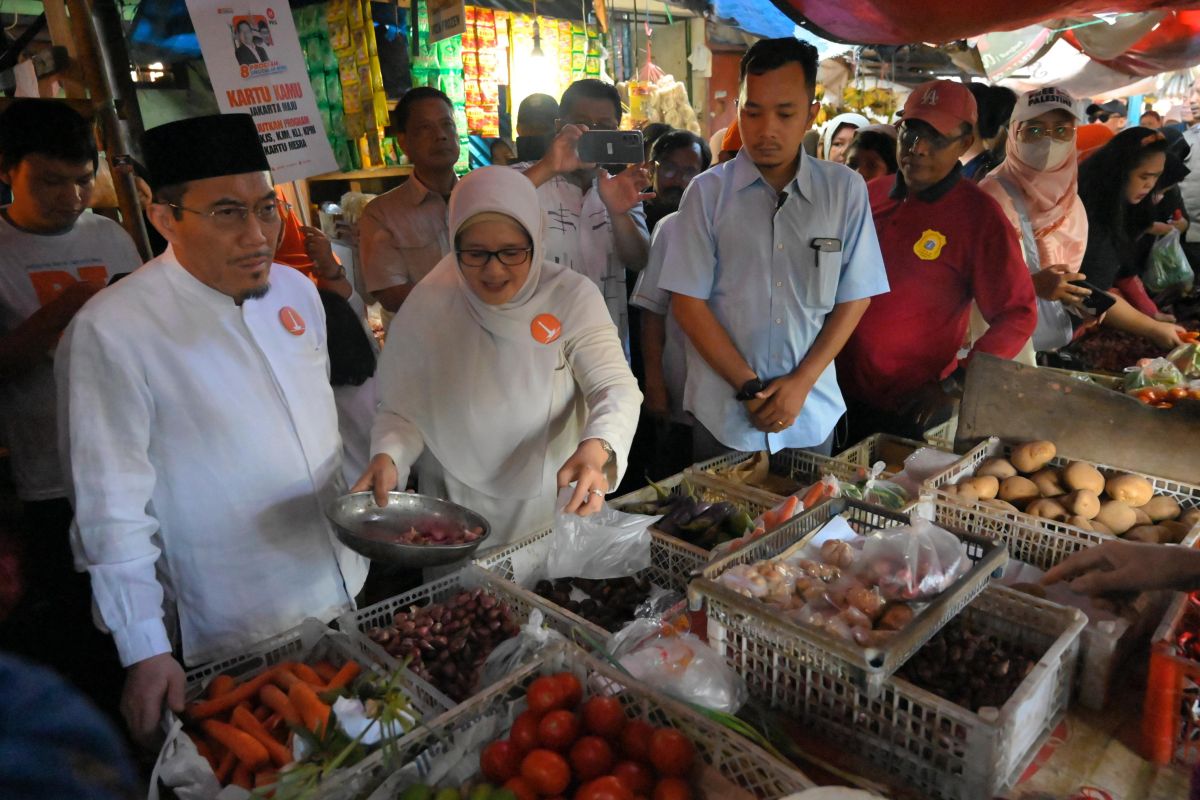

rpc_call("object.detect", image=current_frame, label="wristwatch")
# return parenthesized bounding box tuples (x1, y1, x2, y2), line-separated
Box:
(320, 253, 346, 281)
(736, 377, 766, 402)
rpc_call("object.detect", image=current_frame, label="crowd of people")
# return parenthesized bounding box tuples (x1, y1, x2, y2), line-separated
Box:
(1, 35, 1199, 778)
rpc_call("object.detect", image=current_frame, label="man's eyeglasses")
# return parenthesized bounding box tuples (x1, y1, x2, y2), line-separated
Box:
(166, 201, 284, 228)
(898, 122, 966, 152)
(1017, 123, 1077, 143)
(456, 247, 533, 268)
(654, 163, 700, 181)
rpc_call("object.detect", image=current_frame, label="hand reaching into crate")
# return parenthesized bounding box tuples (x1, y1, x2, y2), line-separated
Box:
(1042, 540, 1200, 595)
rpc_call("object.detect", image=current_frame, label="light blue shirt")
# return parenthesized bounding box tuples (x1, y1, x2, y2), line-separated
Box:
(658, 149, 889, 453)
(630, 213, 688, 424)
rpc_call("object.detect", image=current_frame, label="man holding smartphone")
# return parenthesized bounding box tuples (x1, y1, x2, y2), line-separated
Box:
(518, 79, 652, 360)
(658, 38, 889, 460)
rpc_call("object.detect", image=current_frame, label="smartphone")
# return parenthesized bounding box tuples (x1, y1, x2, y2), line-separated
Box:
(577, 130, 644, 164)
(1077, 279, 1117, 317)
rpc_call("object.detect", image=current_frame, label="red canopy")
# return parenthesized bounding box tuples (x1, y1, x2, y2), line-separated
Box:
(773, 0, 1187, 45)
(1067, 10, 1200, 76)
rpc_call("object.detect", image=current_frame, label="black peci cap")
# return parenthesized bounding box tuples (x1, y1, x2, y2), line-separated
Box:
(141, 113, 270, 190)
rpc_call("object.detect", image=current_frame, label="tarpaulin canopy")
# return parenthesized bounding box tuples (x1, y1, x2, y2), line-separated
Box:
(768, 0, 1188, 46)
(1068, 10, 1200, 77)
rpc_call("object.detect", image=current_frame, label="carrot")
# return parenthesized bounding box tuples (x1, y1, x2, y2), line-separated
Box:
(263, 713, 282, 730)
(215, 750, 237, 784)
(272, 666, 303, 692)
(323, 660, 361, 692)
(260, 684, 301, 726)
(207, 674, 236, 699)
(773, 495, 801, 526)
(312, 660, 338, 682)
(231, 762, 253, 789)
(199, 719, 269, 770)
(255, 769, 278, 788)
(288, 681, 331, 735)
(290, 662, 326, 688)
(232, 706, 293, 768)
(254, 705, 272, 722)
(188, 668, 282, 720)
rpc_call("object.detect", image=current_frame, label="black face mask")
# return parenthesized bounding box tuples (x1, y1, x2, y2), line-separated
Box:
(516, 135, 549, 162)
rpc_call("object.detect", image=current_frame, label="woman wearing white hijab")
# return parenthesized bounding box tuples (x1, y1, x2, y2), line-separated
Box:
(352, 166, 641, 544)
(820, 112, 870, 164)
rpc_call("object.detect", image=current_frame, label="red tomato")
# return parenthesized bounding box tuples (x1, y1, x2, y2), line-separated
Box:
(553, 671, 583, 709)
(1170, 387, 1190, 400)
(510, 711, 541, 755)
(652, 777, 693, 800)
(503, 775, 538, 800)
(1138, 389, 1165, 404)
(612, 759, 655, 795)
(582, 696, 627, 739)
(576, 775, 634, 800)
(619, 719, 655, 761)
(570, 736, 615, 781)
(648, 729, 694, 777)
(480, 739, 520, 784)
(537, 709, 581, 751)
(527, 676, 565, 715)
(520, 749, 570, 795)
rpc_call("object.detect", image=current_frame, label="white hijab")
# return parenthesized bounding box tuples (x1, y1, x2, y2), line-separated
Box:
(822, 113, 871, 159)
(382, 166, 612, 499)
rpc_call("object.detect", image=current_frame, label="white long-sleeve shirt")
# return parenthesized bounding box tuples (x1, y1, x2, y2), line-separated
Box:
(371, 323, 641, 546)
(58, 250, 368, 667)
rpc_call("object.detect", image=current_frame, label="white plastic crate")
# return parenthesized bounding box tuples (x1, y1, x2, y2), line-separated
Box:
(924, 415, 959, 450)
(836, 432, 951, 471)
(923, 437, 1200, 545)
(473, 524, 710, 641)
(706, 584, 1084, 800)
(689, 499, 1007, 696)
(365, 641, 814, 800)
(926, 498, 1194, 710)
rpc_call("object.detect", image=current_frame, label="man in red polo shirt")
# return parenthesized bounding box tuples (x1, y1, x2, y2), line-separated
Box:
(837, 80, 1036, 442)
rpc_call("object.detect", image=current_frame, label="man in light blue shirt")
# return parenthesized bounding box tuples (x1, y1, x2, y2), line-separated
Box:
(659, 37, 890, 458)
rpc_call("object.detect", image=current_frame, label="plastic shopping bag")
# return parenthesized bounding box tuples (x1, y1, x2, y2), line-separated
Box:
(480, 609, 567, 690)
(1123, 357, 1185, 393)
(1144, 228, 1195, 293)
(859, 517, 971, 601)
(611, 618, 748, 713)
(544, 487, 658, 580)
(1169, 342, 1200, 379)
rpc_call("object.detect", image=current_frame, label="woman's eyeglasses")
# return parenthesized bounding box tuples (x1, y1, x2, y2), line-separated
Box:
(1017, 124, 1076, 143)
(456, 247, 533, 268)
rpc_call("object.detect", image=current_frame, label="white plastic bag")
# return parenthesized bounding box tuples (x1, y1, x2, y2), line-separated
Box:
(545, 487, 658, 580)
(859, 517, 970, 601)
(611, 619, 747, 713)
(479, 609, 567, 689)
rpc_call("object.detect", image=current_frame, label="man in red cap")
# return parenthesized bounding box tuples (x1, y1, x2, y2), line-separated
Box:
(837, 80, 1037, 442)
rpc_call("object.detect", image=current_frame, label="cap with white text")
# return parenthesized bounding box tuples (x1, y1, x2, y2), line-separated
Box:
(1013, 87, 1084, 124)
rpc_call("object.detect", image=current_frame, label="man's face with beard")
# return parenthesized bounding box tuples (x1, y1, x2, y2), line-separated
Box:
(652, 142, 705, 212)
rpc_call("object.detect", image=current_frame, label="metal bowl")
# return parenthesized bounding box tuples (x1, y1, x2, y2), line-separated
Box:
(325, 492, 491, 568)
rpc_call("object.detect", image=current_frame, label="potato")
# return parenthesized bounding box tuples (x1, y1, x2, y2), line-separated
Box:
(983, 498, 1020, 513)
(952, 483, 980, 504)
(1132, 507, 1152, 526)
(958, 475, 999, 501)
(1067, 515, 1096, 532)
(1030, 469, 1067, 499)
(1182, 508, 1200, 528)
(1095, 500, 1138, 535)
(1089, 519, 1114, 536)
(1026, 498, 1069, 522)
(1061, 490, 1101, 520)
(1125, 525, 1175, 544)
(1143, 495, 1182, 522)
(976, 458, 1017, 481)
(1105, 474, 1154, 508)
(1010, 441, 1056, 474)
(1063, 461, 1105, 494)
(999, 476, 1040, 505)
(1162, 520, 1192, 543)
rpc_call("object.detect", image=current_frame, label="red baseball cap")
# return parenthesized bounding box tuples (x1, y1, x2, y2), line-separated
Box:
(902, 80, 978, 137)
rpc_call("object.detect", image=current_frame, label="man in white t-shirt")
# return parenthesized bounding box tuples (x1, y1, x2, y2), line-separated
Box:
(516, 79, 652, 360)
(0, 99, 141, 720)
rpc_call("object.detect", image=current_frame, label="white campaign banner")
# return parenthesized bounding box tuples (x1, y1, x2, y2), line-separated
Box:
(185, 0, 337, 183)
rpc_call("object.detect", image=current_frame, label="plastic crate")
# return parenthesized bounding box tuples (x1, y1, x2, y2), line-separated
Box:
(687, 447, 875, 499)
(926, 498, 1196, 710)
(1144, 591, 1200, 765)
(161, 619, 452, 800)
(473, 524, 710, 642)
(363, 641, 815, 800)
(609, 470, 789, 554)
(923, 437, 1200, 545)
(924, 415, 959, 450)
(708, 584, 1084, 800)
(836, 432, 949, 472)
(689, 498, 1008, 696)
(1040, 365, 1125, 391)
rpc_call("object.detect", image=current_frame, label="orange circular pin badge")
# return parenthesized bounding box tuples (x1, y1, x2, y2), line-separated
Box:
(530, 313, 562, 345)
(279, 306, 306, 336)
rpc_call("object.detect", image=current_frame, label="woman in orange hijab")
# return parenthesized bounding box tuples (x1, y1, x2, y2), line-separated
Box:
(1076, 122, 1115, 162)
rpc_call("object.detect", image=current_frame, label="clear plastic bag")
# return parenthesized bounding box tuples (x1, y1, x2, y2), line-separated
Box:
(1144, 228, 1195, 293)
(479, 609, 567, 689)
(1123, 357, 1185, 393)
(1168, 343, 1200, 379)
(837, 462, 909, 510)
(611, 618, 748, 713)
(545, 487, 658, 580)
(858, 517, 970, 601)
